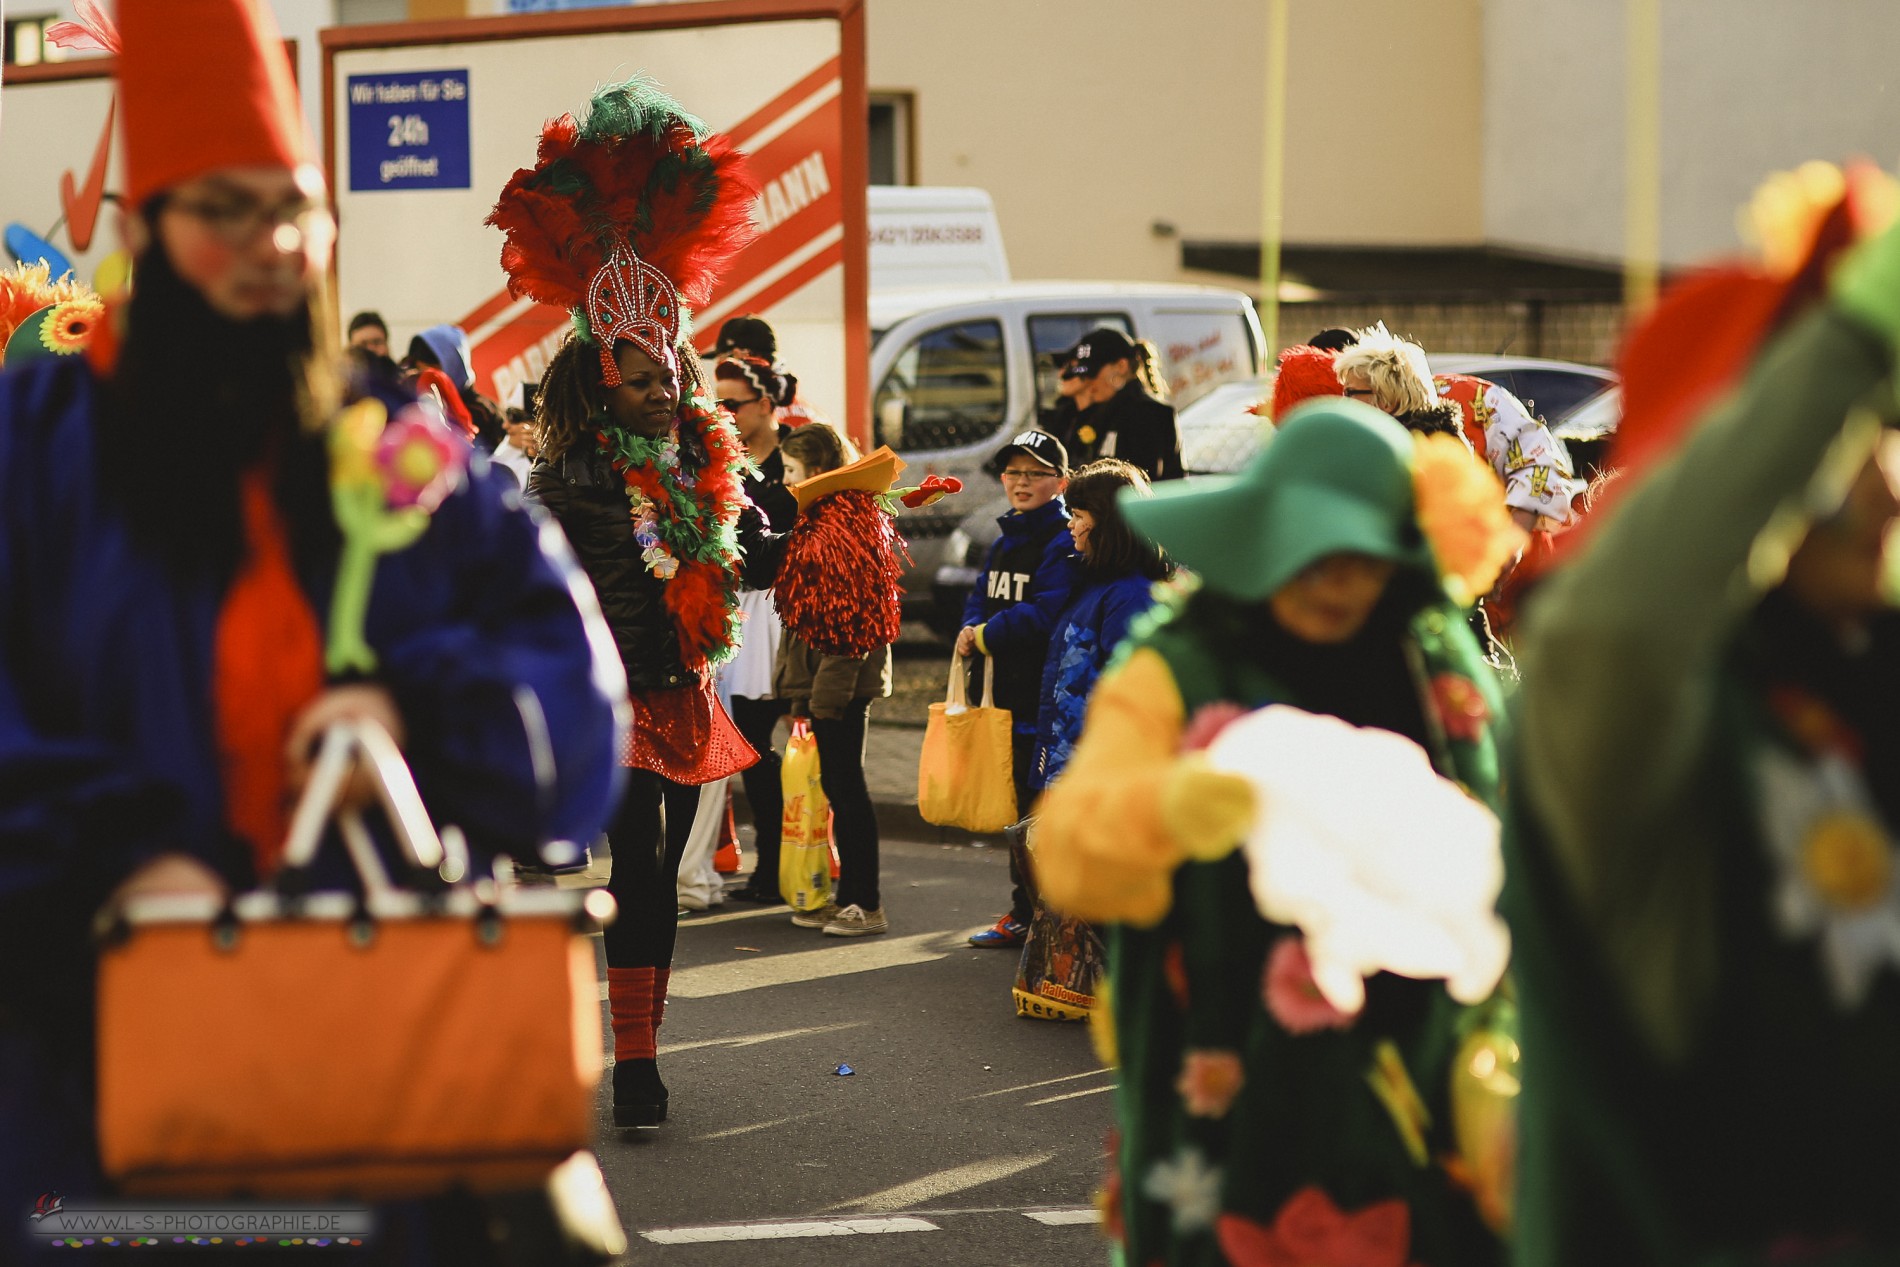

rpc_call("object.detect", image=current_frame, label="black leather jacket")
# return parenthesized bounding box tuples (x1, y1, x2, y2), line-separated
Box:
(527, 428, 784, 692)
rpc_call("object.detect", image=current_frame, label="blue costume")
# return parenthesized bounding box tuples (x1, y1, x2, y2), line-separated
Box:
(1032, 571, 1161, 792)
(0, 356, 625, 1248)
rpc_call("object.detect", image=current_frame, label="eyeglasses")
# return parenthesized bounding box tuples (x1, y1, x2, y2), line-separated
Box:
(1343, 388, 1377, 400)
(718, 396, 762, 413)
(165, 194, 328, 248)
(1001, 468, 1060, 482)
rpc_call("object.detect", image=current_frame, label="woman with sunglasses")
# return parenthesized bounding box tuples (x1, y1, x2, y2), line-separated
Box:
(714, 354, 800, 903)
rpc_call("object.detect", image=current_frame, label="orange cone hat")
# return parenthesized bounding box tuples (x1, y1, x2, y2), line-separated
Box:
(118, 0, 311, 207)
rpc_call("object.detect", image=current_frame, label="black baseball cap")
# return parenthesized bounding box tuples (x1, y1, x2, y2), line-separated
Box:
(988, 429, 1069, 475)
(712, 315, 778, 361)
(1060, 327, 1136, 379)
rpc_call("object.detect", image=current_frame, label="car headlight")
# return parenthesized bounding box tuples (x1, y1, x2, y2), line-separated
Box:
(946, 528, 972, 566)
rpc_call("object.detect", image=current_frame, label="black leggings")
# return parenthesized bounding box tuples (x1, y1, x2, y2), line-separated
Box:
(812, 699, 879, 911)
(601, 769, 702, 969)
(729, 695, 788, 884)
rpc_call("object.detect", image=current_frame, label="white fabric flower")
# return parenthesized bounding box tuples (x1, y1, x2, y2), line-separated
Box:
(1205, 705, 1510, 1015)
(1141, 1146, 1223, 1233)
(1757, 746, 1900, 1009)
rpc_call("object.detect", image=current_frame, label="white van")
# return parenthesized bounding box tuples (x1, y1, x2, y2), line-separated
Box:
(869, 280, 1265, 597)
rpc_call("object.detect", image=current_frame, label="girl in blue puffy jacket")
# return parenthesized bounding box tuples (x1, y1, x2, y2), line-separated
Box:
(1033, 459, 1174, 790)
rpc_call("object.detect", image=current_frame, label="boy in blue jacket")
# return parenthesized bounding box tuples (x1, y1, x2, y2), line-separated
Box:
(955, 429, 1081, 946)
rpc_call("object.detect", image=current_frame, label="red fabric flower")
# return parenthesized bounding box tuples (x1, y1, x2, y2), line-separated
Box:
(1217, 1187, 1416, 1267)
(1262, 934, 1358, 1034)
(1430, 674, 1491, 745)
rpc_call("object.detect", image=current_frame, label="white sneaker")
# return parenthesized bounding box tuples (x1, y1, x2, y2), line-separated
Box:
(823, 905, 889, 937)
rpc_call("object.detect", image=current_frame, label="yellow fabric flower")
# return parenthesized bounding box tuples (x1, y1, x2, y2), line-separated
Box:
(39, 298, 103, 354)
(1412, 432, 1528, 606)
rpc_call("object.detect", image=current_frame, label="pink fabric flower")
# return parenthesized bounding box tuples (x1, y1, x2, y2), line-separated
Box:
(1176, 1049, 1245, 1119)
(374, 410, 467, 511)
(1263, 934, 1358, 1034)
(1217, 1186, 1416, 1267)
(1430, 674, 1490, 744)
(1181, 701, 1249, 752)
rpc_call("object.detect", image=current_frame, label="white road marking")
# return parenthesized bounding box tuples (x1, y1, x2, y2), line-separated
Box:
(829, 1154, 1056, 1214)
(675, 904, 791, 926)
(1026, 1085, 1116, 1107)
(690, 1109, 829, 1143)
(667, 931, 963, 999)
(641, 1216, 936, 1244)
(1024, 1208, 1101, 1227)
(970, 1068, 1113, 1099)
(657, 1021, 864, 1056)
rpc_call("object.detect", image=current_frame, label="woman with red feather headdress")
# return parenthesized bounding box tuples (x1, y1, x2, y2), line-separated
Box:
(488, 79, 784, 1130)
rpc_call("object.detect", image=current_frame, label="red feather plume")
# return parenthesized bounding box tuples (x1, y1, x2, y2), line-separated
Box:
(486, 81, 759, 320)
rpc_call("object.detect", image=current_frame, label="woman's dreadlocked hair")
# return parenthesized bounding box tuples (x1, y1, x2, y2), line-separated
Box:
(534, 334, 713, 461)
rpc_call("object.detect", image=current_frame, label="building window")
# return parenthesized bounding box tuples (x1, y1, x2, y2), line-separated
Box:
(4, 15, 65, 67)
(869, 91, 914, 186)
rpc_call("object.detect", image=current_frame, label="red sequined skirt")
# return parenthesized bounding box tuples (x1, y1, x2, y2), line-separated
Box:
(623, 678, 758, 784)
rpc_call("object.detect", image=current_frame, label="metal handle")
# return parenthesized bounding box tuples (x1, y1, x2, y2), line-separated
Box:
(279, 719, 446, 888)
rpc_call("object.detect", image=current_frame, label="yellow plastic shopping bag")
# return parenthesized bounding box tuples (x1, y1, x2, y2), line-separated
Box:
(778, 719, 834, 911)
(917, 651, 1018, 833)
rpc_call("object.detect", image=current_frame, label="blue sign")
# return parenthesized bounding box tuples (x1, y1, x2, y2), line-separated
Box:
(347, 70, 471, 192)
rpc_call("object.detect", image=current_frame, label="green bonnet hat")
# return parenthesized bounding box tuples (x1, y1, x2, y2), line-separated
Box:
(1120, 397, 1430, 601)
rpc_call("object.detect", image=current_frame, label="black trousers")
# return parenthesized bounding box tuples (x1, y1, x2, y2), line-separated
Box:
(601, 769, 702, 969)
(729, 694, 788, 887)
(811, 699, 879, 911)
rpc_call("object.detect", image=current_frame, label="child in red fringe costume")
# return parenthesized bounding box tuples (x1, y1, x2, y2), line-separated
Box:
(489, 79, 785, 1129)
(766, 427, 960, 936)
(771, 425, 896, 937)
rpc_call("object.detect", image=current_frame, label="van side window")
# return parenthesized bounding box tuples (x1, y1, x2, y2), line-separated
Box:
(1146, 309, 1253, 409)
(1027, 313, 1133, 411)
(872, 319, 1007, 452)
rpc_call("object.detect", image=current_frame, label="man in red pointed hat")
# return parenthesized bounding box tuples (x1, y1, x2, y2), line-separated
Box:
(0, 1, 626, 1258)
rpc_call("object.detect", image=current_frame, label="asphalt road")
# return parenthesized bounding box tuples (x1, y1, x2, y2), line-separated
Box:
(590, 837, 1114, 1266)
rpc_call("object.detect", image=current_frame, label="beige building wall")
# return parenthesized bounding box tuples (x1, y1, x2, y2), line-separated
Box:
(866, 0, 1485, 288)
(1485, 0, 1900, 268)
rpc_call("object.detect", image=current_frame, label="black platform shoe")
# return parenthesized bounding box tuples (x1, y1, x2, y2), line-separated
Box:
(613, 1058, 668, 1129)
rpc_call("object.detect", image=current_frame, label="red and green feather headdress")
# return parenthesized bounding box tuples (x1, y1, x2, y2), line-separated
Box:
(485, 79, 758, 384)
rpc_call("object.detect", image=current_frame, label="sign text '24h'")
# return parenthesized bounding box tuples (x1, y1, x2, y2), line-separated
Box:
(347, 71, 473, 192)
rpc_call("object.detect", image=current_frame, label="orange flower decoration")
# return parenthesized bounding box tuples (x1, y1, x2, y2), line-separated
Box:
(1176, 1049, 1245, 1119)
(0, 261, 85, 351)
(40, 298, 104, 355)
(1411, 432, 1527, 606)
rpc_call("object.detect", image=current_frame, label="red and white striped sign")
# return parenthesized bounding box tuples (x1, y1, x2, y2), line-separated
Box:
(470, 57, 845, 408)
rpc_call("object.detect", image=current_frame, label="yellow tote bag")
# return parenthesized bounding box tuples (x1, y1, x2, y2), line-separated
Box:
(778, 719, 834, 911)
(917, 651, 1018, 833)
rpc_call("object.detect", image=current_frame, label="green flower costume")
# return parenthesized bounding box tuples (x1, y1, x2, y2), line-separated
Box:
(1036, 399, 1515, 1266)
(1509, 239, 1900, 1265)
